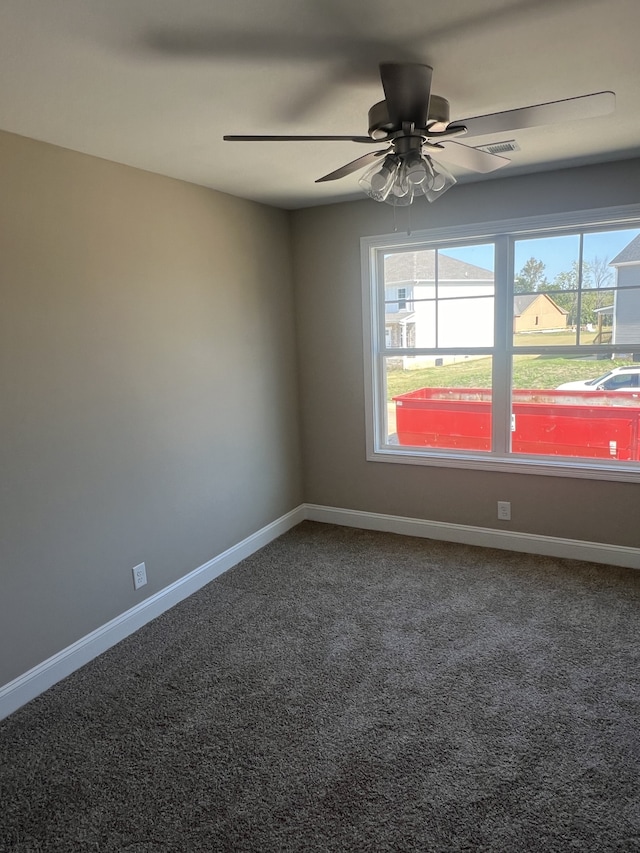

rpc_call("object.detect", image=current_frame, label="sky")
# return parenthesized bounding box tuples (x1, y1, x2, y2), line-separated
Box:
(443, 227, 640, 281)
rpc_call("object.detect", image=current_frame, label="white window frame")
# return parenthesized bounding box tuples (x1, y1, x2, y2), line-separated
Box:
(361, 203, 640, 483)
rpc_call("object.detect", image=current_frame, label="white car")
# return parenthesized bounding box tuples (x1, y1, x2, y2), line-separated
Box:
(556, 365, 640, 391)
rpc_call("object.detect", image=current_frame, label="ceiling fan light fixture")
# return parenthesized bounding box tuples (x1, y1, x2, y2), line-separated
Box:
(391, 161, 409, 197)
(420, 156, 456, 202)
(358, 155, 399, 202)
(359, 152, 455, 206)
(388, 183, 415, 206)
(404, 152, 430, 187)
(382, 160, 413, 206)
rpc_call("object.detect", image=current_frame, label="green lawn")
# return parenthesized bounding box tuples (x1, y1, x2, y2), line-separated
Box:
(513, 330, 606, 347)
(386, 355, 635, 399)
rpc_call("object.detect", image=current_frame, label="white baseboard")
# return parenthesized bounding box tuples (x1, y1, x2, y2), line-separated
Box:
(3, 501, 637, 721)
(304, 504, 640, 570)
(0, 505, 305, 722)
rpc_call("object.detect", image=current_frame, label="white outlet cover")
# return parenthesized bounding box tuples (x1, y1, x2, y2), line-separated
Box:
(132, 562, 147, 590)
(497, 501, 511, 520)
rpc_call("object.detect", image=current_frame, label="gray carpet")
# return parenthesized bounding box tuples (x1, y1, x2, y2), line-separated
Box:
(1, 521, 639, 852)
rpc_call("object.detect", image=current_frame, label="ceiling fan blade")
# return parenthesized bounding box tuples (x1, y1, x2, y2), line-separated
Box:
(379, 63, 432, 129)
(315, 149, 389, 183)
(425, 124, 468, 141)
(459, 91, 615, 138)
(223, 134, 376, 143)
(431, 141, 510, 173)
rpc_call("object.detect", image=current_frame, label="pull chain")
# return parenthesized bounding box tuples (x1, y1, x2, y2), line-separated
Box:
(391, 200, 413, 235)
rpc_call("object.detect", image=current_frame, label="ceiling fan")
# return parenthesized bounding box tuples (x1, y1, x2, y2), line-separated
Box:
(224, 63, 615, 206)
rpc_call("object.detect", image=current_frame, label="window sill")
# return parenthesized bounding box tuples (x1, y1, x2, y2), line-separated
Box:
(368, 445, 640, 483)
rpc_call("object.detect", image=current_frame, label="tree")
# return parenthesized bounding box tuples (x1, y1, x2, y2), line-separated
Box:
(586, 255, 614, 291)
(585, 256, 614, 315)
(547, 257, 614, 326)
(578, 256, 614, 328)
(549, 263, 580, 325)
(514, 257, 549, 293)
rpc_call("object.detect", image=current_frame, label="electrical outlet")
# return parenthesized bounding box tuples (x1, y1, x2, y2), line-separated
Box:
(132, 562, 147, 590)
(497, 501, 511, 521)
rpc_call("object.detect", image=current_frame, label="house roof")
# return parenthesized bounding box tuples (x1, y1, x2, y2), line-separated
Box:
(513, 293, 567, 316)
(384, 251, 494, 284)
(385, 312, 416, 324)
(610, 233, 640, 266)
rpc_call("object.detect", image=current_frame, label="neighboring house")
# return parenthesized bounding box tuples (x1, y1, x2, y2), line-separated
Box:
(384, 252, 568, 366)
(384, 251, 494, 366)
(513, 293, 568, 333)
(609, 233, 640, 346)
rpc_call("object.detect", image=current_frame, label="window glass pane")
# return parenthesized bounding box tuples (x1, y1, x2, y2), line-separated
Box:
(581, 228, 640, 288)
(577, 288, 613, 343)
(511, 354, 640, 460)
(438, 297, 494, 347)
(513, 292, 577, 346)
(578, 289, 616, 345)
(384, 355, 492, 451)
(384, 249, 433, 349)
(513, 235, 580, 345)
(384, 245, 494, 350)
(579, 229, 640, 348)
(384, 304, 424, 349)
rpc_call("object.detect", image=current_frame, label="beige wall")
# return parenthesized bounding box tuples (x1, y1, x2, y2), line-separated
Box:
(0, 131, 303, 685)
(291, 159, 640, 549)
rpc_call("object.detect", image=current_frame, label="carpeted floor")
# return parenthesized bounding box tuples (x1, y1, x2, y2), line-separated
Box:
(1, 521, 639, 852)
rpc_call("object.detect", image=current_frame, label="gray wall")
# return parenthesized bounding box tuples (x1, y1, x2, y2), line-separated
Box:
(291, 159, 640, 549)
(0, 130, 303, 685)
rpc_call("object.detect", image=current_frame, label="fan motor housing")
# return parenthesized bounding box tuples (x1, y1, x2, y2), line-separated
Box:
(368, 95, 451, 139)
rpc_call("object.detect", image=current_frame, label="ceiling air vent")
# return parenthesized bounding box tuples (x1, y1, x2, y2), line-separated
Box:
(474, 140, 520, 155)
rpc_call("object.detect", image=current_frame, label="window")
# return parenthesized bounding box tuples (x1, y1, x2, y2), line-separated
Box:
(362, 205, 640, 482)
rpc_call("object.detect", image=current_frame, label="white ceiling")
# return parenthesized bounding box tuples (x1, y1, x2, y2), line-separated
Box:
(1, 0, 639, 209)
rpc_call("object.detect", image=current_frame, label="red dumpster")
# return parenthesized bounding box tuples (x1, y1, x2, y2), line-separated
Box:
(393, 388, 640, 460)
